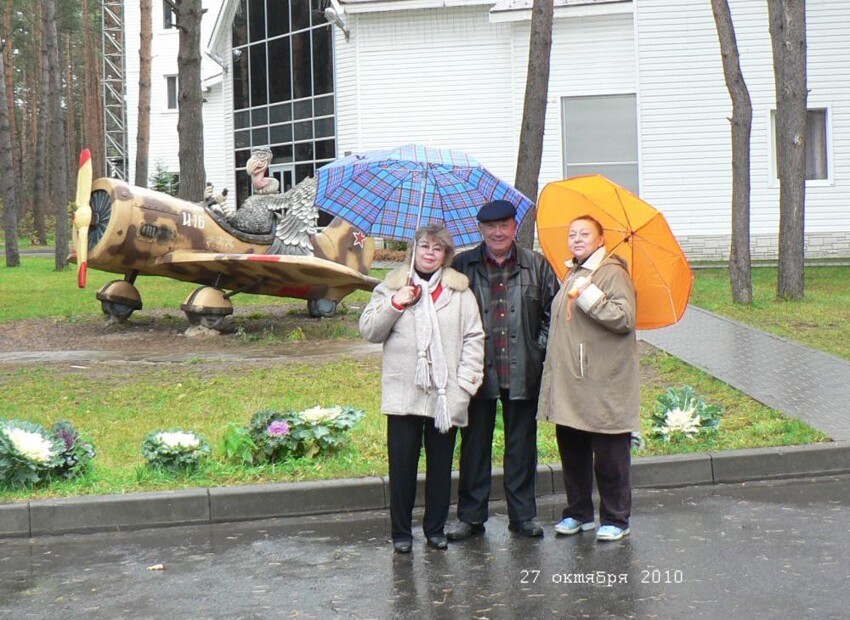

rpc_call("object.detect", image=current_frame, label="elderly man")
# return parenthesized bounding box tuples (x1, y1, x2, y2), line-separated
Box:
(447, 199, 558, 539)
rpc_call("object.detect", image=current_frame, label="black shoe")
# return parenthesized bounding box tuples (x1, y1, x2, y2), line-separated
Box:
(426, 535, 448, 550)
(445, 520, 486, 541)
(393, 540, 412, 554)
(509, 520, 544, 538)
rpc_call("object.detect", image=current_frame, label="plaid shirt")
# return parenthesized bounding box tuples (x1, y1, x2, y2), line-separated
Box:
(484, 246, 515, 389)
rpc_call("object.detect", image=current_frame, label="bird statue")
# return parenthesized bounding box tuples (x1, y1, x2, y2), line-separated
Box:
(246, 147, 280, 195)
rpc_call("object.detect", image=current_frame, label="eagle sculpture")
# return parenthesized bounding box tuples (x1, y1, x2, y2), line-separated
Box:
(206, 147, 319, 256)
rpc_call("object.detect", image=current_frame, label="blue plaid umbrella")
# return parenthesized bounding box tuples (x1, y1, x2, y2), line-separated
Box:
(314, 144, 533, 248)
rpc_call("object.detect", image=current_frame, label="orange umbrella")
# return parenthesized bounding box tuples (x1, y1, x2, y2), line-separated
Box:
(537, 175, 693, 330)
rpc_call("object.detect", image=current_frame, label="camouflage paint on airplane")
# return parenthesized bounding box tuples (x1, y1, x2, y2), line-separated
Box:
(70, 149, 379, 328)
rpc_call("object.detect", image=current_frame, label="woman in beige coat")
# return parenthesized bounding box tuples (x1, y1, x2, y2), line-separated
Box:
(360, 224, 484, 553)
(538, 215, 639, 542)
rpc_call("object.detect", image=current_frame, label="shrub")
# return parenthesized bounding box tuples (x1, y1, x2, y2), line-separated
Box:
(0, 420, 64, 487)
(648, 386, 722, 442)
(141, 429, 211, 472)
(247, 405, 365, 462)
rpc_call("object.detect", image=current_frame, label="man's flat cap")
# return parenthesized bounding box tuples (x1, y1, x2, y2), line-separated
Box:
(477, 200, 517, 222)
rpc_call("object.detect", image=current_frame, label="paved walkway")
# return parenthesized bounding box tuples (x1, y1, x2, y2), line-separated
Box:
(639, 306, 850, 441)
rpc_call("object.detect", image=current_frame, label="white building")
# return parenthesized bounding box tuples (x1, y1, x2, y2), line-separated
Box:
(122, 0, 850, 260)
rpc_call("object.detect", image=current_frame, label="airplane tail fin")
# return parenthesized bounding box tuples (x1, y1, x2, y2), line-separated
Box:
(312, 217, 374, 275)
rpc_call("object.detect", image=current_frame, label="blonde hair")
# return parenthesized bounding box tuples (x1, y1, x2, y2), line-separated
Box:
(403, 223, 456, 267)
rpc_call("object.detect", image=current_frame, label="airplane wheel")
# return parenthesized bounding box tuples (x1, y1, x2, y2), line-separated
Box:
(101, 300, 135, 323)
(185, 312, 227, 330)
(96, 280, 142, 323)
(181, 286, 233, 331)
(308, 299, 337, 318)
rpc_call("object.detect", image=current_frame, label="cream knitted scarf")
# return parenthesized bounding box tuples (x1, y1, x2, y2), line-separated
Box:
(410, 268, 451, 433)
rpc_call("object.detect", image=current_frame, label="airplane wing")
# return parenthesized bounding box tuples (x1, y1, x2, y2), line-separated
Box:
(150, 250, 381, 301)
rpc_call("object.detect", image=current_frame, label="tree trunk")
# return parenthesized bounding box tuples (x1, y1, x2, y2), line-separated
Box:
(514, 0, 554, 249)
(64, 34, 77, 199)
(33, 2, 49, 246)
(135, 0, 152, 187)
(82, 0, 104, 176)
(3, 0, 21, 201)
(175, 0, 205, 201)
(711, 0, 752, 304)
(768, 0, 807, 300)
(44, 0, 69, 269)
(0, 39, 20, 267)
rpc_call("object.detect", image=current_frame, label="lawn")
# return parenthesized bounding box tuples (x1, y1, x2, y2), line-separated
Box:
(0, 257, 841, 500)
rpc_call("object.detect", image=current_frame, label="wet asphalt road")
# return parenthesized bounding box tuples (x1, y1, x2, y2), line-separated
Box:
(1, 475, 847, 619)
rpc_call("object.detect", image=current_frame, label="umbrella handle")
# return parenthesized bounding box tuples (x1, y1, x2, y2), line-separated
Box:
(406, 278, 423, 306)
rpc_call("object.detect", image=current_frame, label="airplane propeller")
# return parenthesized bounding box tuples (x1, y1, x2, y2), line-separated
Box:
(73, 149, 93, 288)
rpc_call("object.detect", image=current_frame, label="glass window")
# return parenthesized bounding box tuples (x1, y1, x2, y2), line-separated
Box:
(232, 0, 248, 47)
(312, 26, 333, 96)
(314, 95, 334, 117)
(267, 3, 290, 38)
(267, 37, 292, 104)
(234, 110, 250, 129)
(315, 139, 335, 160)
(230, 0, 336, 207)
(252, 127, 269, 146)
(291, 0, 310, 32)
(251, 107, 268, 126)
(248, 0, 265, 41)
(270, 123, 293, 144)
(771, 108, 829, 181)
(162, 0, 175, 29)
(292, 31, 312, 99)
(269, 102, 292, 124)
(249, 43, 268, 107)
(314, 117, 334, 138)
(166, 76, 178, 110)
(232, 49, 249, 110)
(562, 94, 638, 193)
(294, 120, 313, 141)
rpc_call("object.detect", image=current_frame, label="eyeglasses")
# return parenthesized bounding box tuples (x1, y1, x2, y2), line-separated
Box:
(416, 242, 446, 253)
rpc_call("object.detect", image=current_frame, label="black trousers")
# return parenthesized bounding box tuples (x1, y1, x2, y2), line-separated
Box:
(556, 425, 632, 530)
(387, 415, 457, 542)
(455, 392, 538, 524)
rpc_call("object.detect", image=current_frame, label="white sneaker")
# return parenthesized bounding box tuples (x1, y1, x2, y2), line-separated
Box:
(595, 525, 630, 541)
(554, 517, 596, 535)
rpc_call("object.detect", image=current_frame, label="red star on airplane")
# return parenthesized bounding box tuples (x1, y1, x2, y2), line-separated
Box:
(352, 230, 366, 247)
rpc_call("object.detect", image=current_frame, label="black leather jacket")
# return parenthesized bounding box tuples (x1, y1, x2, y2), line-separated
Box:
(452, 243, 559, 400)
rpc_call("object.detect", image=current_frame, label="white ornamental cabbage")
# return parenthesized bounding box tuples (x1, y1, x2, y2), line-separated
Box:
(6, 427, 56, 463)
(156, 431, 201, 450)
(663, 407, 701, 436)
(299, 406, 343, 424)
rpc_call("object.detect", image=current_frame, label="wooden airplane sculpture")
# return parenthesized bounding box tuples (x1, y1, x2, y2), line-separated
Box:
(70, 149, 380, 328)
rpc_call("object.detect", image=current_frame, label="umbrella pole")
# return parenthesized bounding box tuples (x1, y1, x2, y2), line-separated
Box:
(406, 165, 430, 304)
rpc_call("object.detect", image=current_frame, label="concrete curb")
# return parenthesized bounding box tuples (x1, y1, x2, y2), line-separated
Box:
(2, 442, 848, 538)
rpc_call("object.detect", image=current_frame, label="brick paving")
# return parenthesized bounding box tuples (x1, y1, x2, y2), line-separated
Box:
(639, 306, 850, 441)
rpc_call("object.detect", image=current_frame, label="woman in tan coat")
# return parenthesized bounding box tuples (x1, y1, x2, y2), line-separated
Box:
(360, 224, 484, 553)
(538, 215, 639, 542)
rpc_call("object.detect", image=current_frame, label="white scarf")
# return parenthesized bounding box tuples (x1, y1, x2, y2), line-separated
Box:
(410, 268, 451, 433)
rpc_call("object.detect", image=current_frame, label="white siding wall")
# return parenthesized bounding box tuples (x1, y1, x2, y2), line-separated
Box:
(636, 0, 850, 258)
(512, 12, 637, 191)
(124, 1, 225, 188)
(335, 7, 518, 182)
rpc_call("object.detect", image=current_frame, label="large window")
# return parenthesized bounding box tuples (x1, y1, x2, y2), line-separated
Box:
(231, 0, 336, 216)
(162, 1, 175, 29)
(770, 108, 830, 183)
(561, 94, 639, 193)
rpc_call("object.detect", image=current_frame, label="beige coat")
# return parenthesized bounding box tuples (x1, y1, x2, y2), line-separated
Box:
(537, 248, 640, 433)
(359, 267, 485, 427)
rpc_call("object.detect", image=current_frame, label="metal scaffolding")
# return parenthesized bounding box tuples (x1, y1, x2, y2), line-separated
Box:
(102, 0, 127, 179)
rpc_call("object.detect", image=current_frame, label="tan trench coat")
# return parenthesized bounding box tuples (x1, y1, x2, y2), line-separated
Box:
(537, 249, 640, 434)
(359, 267, 485, 427)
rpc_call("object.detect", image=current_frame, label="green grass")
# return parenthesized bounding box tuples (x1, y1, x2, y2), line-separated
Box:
(0, 258, 837, 500)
